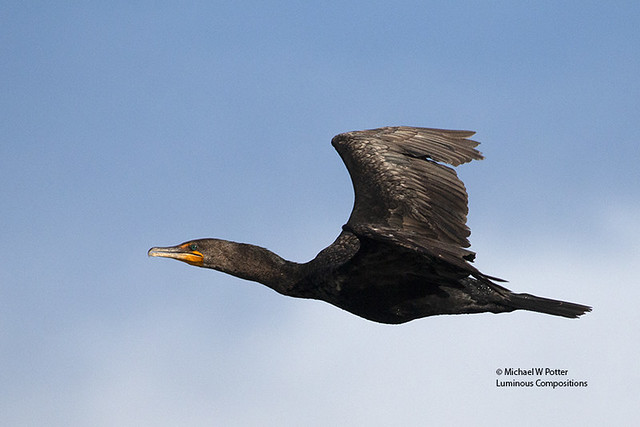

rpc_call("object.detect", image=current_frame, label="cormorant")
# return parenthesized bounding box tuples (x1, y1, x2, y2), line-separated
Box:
(149, 127, 591, 324)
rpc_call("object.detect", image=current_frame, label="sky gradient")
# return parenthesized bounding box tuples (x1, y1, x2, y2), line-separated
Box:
(2, 1, 639, 425)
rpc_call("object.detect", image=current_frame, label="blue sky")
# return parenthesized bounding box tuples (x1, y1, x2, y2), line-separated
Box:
(2, 1, 639, 425)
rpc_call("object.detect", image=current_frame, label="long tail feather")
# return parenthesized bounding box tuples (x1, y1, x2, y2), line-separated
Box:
(508, 293, 592, 318)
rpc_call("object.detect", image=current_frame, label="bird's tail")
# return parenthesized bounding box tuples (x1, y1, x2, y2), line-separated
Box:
(507, 293, 592, 318)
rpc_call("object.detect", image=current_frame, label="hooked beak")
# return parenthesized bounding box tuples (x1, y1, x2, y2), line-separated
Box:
(148, 244, 204, 266)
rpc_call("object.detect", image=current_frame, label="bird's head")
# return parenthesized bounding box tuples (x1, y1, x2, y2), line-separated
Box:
(148, 238, 291, 289)
(148, 239, 223, 268)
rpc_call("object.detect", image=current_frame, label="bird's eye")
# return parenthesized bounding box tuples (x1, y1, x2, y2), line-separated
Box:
(189, 243, 198, 251)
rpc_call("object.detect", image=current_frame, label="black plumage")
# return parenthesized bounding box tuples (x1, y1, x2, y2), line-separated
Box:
(149, 126, 591, 324)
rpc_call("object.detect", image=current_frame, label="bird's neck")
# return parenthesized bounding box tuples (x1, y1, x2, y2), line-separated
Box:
(209, 241, 304, 295)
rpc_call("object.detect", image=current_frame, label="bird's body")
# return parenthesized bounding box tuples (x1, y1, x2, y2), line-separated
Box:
(149, 127, 591, 323)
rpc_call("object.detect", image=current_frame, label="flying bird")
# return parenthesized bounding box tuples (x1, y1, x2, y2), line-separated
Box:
(149, 127, 591, 324)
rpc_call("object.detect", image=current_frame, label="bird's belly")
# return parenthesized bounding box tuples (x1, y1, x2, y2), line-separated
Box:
(328, 273, 465, 324)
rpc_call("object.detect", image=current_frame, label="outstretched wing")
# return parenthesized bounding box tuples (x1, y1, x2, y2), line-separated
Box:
(332, 126, 485, 274)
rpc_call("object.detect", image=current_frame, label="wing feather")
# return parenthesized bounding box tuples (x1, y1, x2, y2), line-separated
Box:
(332, 126, 484, 273)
